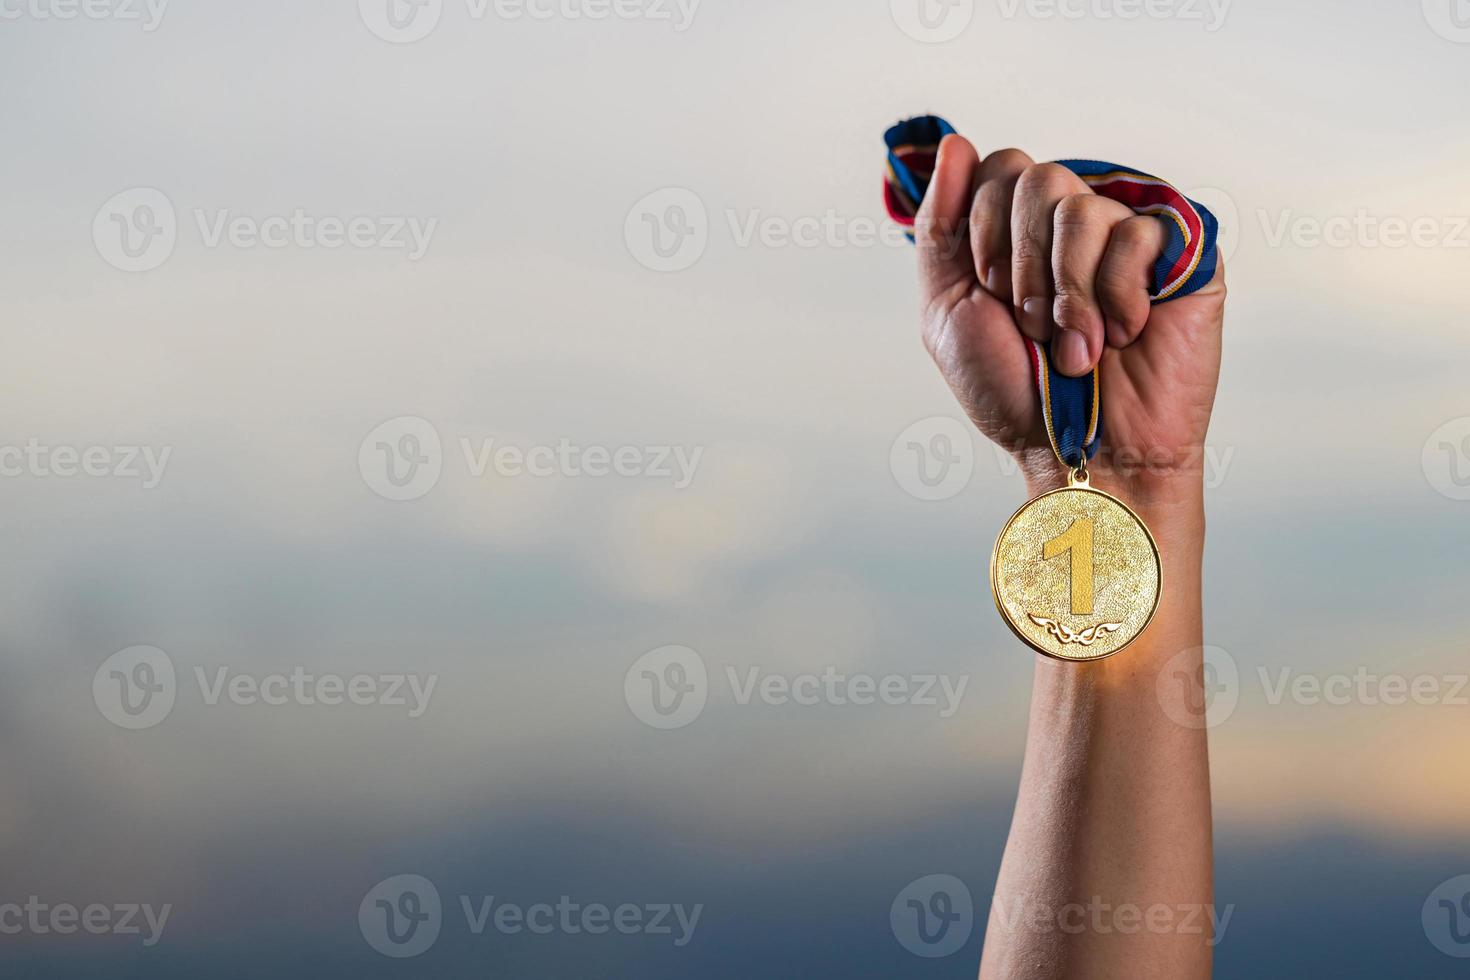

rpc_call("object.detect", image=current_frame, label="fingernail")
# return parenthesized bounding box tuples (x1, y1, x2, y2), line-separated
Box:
(1055, 328, 1090, 376)
(1021, 298, 1050, 339)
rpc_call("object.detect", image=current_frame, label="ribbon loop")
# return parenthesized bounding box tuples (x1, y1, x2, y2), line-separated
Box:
(884, 115, 1219, 468)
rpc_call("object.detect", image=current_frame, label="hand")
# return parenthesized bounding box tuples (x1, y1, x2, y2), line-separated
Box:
(912, 135, 1226, 503)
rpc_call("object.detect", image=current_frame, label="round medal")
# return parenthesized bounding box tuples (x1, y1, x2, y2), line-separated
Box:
(990, 468, 1161, 662)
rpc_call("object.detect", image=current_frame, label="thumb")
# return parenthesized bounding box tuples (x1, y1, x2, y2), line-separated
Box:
(914, 134, 980, 308)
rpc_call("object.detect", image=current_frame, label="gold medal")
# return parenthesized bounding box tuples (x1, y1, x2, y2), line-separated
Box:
(990, 463, 1160, 662)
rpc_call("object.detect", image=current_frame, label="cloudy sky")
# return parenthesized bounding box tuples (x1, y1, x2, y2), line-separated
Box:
(2, 0, 1470, 976)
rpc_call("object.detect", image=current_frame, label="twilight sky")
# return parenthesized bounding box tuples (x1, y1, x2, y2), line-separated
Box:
(2, 0, 1469, 976)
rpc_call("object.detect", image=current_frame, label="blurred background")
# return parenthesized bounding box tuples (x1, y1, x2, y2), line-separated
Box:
(3, 0, 1470, 975)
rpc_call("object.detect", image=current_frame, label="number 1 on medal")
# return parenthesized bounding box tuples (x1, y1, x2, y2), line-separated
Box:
(1043, 519, 1095, 616)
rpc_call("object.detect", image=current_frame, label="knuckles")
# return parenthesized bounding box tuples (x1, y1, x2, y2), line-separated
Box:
(1108, 215, 1163, 258)
(1016, 162, 1083, 200)
(980, 147, 1033, 176)
(1053, 193, 1108, 233)
(1052, 291, 1098, 334)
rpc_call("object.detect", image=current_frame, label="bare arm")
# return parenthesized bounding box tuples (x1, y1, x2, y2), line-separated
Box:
(908, 132, 1225, 979)
(979, 481, 1212, 979)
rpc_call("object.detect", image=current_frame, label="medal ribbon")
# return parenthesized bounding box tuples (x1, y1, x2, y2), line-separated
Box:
(883, 115, 1219, 469)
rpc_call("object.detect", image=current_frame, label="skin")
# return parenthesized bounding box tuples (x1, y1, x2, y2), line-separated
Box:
(912, 134, 1225, 979)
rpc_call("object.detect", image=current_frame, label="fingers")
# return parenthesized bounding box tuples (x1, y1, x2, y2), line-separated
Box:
(968, 148, 1033, 302)
(1097, 215, 1167, 349)
(914, 134, 981, 309)
(1051, 193, 1135, 375)
(1010, 163, 1090, 344)
(919, 144, 1185, 380)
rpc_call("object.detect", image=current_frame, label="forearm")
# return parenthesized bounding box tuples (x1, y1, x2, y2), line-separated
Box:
(980, 475, 1213, 980)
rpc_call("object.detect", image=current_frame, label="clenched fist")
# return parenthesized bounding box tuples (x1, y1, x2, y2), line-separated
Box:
(912, 135, 1226, 497)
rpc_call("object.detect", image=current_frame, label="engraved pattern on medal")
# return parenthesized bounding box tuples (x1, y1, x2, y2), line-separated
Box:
(1026, 615, 1124, 647)
(993, 488, 1160, 661)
